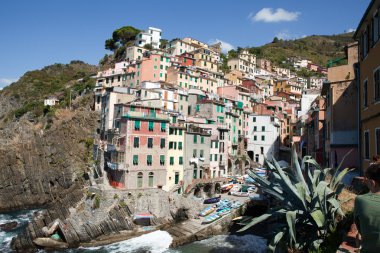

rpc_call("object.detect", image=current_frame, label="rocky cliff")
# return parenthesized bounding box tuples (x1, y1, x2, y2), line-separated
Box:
(0, 62, 98, 211)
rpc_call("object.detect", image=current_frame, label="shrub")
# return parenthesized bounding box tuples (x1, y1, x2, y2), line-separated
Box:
(238, 146, 351, 252)
(93, 194, 100, 209)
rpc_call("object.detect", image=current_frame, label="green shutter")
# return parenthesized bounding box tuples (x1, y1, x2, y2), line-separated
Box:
(215, 142, 219, 148)
(149, 121, 154, 131)
(133, 155, 138, 165)
(201, 136, 204, 144)
(178, 142, 182, 150)
(179, 129, 183, 135)
(147, 155, 152, 165)
(179, 156, 183, 165)
(196, 104, 200, 112)
(210, 154, 212, 161)
(170, 157, 174, 165)
(215, 154, 217, 161)
(193, 135, 197, 143)
(160, 138, 165, 148)
(135, 120, 140, 130)
(161, 122, 166, 131)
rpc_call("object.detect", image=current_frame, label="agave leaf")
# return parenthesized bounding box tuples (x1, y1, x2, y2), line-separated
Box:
(290, 146, 310, 195)
(333, 149, 353, 173)
(270, 159, 307, 210)
(286, 211, 297, 246)
(330, 167, 351, 192)
(267, 231, 285, 253)
(311, 210, 325, 228)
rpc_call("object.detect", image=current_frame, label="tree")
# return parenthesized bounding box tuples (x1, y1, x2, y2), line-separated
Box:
(143, 43, 153, 50)
(228, 49, 238, 59)
(272, 37, 279, 43)
(160, 39, 168, 49)
(104, 26, 140, 51)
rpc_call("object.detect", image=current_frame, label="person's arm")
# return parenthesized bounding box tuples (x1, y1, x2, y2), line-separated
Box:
(354, 196, 361, 234)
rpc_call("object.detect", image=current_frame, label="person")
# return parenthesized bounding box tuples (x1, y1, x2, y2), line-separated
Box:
(354, 163, 380, 253)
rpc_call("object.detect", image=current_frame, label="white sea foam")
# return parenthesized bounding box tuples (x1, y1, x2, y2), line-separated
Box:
(80, 230, 173, 253)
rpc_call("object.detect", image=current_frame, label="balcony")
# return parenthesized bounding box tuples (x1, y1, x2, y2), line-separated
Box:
(123, 111, 170, 121)
(219, 160, 226, 166)
(106, 161, 126, 171)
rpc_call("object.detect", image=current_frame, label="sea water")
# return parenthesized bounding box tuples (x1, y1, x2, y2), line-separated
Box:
(0, 211, 267, 253)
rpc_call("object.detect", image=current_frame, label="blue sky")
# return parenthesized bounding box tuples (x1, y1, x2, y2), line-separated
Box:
(0, 0, 370, 89)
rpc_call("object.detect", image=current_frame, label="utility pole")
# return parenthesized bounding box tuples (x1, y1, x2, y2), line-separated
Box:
(69, 89, 72, 110)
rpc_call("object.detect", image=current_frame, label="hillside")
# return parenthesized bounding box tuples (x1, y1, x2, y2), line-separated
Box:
(0, 62, 99, 211)
(248, 32, 356, 68)
(0, 61, 98, 125)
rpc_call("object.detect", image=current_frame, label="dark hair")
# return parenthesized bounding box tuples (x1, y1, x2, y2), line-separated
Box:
(365, 163, 380, 185)
(372, 155, 380, 163)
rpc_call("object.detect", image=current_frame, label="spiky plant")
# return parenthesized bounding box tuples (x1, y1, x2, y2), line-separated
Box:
(238, 146, 351, 252)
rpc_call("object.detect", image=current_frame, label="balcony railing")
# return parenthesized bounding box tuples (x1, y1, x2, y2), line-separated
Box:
(123, 111, 170, 121)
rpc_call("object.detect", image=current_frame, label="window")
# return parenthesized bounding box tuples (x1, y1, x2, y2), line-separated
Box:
(148, 138, 153, 148)
(137, 172, 143, 188)
(201, 136, 204, 144)
(364, 79, 368, 107)
(178, 142, 183, 150)
(193, 135, 197, 143)
(169, 141, 173, 149)
(148, 121, 154, 131)
(214, 154, 217, 161)
(160, 155, 165, 166)
(160, 138, 165, 148)
(161, 122, 166, 132)
(376, 129, 380, 155)
(133, 155, 139, 165)
(173, 142, 177, 150)
(374, 12, 379, 44)
(215, 142, 219, 148)
(364, 131, 370, 159)
(253, 126, 257, 131)
(210, 154, 212, 161)
(193, 149, 197, 158)
(375, 69, 380, 101)
(254, 135, 257, 141)
(170, 156, 174, 165)
(253, 117, 256, 122)
(133, 137, 139, 148)
(179, 156, 183, 165)
(262, 126, 265, 131)
(148, 172, 154, 187)
(179, 129, 183, 135)
(200, 150, 204, 158)
(260, 147, 264, 155)
(134, 120, 141, 130)
(147, 155, 152, 166)
(261, 135, 265, 141)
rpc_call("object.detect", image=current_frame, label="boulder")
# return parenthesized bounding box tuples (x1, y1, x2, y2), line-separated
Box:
(0, 221, 18, 232)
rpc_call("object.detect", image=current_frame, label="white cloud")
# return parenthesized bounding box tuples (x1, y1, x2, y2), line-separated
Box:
(0, 78, 18, 89)
(249, 8, 300, 23)
(346, 28, 356, 33)
(208, 39, 235, 53)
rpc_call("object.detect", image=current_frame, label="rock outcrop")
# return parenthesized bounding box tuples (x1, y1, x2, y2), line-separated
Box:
(0, 107, 98, 212)
(11, 188, 203, 251)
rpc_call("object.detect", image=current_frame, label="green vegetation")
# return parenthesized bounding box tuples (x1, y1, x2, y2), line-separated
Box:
(105, 26, 141, 51)
(1, 61, 96, 122)
(246, 32, 355, 67)
(239, 147, 351, 252)
(113, 194, 119, 199)
(93, 194, 101, 209)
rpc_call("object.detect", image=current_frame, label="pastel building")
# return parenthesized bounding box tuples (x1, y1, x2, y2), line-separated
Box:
(135, 27, 162, 49)
(108, 104, 170, 189)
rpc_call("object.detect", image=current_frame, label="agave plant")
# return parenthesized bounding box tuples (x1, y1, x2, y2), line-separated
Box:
(238, 146, 351, 252)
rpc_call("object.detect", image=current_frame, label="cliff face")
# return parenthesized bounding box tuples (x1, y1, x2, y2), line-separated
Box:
(0, 62, 98, 211)
(0, 108, 98, 211)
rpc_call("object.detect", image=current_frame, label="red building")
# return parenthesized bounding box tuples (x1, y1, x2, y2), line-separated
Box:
(178, 52, 195, 67)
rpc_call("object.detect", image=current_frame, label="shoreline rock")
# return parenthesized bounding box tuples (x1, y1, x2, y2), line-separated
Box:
(0, 221, 18, 232)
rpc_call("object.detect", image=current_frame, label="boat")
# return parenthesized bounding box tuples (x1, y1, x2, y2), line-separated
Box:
(228, 184, 242, 195)
(217, 207, 232, 216)
(221, 183, 234, 192)
(231, 191, 249, 197)
(202, 213, 221, 224)
(231, 201, 242, 209)
(203, 195, 221, 204)
(199, 206, 215, 217)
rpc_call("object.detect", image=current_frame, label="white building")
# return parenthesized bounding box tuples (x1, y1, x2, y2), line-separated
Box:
(298, 89, 321, 117)
(44, 96, 59, 106)
(308, 76, 326, 89)
(165, 39, 197, 56)
(247, 115, 280, 165)
(135, 27, 162, 49)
